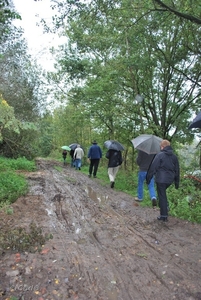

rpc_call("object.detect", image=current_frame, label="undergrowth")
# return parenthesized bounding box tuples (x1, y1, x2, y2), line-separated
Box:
(0, 221, 53, 253)
(0, 156, 36, 206)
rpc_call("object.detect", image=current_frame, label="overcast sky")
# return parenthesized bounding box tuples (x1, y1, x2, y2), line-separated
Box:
(13, 0, 64, 70)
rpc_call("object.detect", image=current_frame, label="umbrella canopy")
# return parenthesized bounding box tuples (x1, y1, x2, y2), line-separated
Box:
(131, 134, 163, 154)
(104, 140, 125, 151)
(69, 143, 78, 150)
(188, 111, 201, 129)
(61, 145, 71, 151)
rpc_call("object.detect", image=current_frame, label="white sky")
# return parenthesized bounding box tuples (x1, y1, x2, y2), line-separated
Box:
(13, 0, 65, 70)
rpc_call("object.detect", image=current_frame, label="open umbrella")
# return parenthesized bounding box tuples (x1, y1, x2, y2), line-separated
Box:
(61, 145, 71, 151)
(188, 111, 201, 129)
(131, 134, 162, 154)
(104, 140, 125, 151)
(69, 143, 78, 150)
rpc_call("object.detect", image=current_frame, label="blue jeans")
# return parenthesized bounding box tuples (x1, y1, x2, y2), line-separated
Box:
(71, 158, 75, 167)
(137, 171, 156, 200)
(75, 159, 81, 170)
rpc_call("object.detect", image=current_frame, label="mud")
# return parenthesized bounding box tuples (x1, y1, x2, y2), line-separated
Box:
(0, 158, 201, 300)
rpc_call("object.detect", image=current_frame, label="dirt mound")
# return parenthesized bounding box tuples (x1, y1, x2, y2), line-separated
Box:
(0, 158, 201, 300)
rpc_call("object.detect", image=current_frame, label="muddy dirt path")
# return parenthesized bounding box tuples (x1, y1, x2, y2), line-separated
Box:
(0, 158, 201, 300)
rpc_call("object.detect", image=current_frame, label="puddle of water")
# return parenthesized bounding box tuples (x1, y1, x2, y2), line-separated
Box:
(77, 238, 86, 244)
(85, 186, 108, 205)
(106, 289, 118, 300)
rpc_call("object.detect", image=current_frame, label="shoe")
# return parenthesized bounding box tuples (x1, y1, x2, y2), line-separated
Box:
(157, 216, 168, 222)
(79, 167, 81, 170)
(110, 182, 115, 188)
(152, 198, 157, 208)
(93, 175, 97, 178)
(134, 197, 143, 202)
(88, 174, 91, 178)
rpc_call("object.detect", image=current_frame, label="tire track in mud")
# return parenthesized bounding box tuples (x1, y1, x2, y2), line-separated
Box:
(28, 159, 201, 300)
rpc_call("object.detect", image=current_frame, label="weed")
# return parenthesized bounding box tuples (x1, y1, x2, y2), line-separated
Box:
(54, 165, 63, 172)
(0, 157, 35, 207)
(0, 221, 53, 253)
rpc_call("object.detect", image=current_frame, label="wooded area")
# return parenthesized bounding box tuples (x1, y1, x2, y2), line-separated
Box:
(0, 0, 201, 166)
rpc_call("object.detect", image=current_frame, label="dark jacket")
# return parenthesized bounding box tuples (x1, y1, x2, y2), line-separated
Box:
(136, 150, 155, 171)
(146, 146, 180, 188)
(106, 149, 123, 168)
(88, 144, 102, 159)
(70, 149, 75, 158)
(62, 150, 67, 158)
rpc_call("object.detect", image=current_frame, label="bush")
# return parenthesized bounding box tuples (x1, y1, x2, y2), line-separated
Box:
(0, 156, 36, 206)
(0, 171, 28, 203)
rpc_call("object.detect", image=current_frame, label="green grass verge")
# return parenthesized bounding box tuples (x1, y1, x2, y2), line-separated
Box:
(0, 156, 36, 207)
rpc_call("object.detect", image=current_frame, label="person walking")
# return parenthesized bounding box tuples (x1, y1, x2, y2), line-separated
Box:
(62, 150, 67, 165)
(134, 150, 157, 208)
(87, 140, 102, 178)
(146, 139, 180, 222)
(73, 145, 84, 170)
(106, 149, 123, 188)
(70, 148, 76, 167)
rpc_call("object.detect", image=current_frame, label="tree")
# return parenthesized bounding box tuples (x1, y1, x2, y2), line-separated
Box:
(153, 0, 201, 25)
(46, 0, 200, 146)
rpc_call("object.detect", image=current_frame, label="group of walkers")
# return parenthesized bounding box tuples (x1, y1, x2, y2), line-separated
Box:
(62, 139, 180, 223)
(62, 140, 123, 187)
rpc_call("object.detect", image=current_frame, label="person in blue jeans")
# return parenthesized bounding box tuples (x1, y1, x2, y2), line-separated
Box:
(134, 150, 157, 208)
(87, 140, 102, 178)
(73, 145, 84, 170)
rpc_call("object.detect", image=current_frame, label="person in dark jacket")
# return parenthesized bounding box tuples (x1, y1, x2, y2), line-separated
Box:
(70, 148, 76, 167)
(62, 150, 67, 165)
(106, 149, 123, 188)
(87, 140, 102, 178)
(134, 150, 157, 208)
(146, 140, 180, 222)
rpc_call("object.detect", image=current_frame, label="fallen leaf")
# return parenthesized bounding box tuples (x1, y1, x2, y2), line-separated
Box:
(34, 291, 40, 294)
(41, 248, 50, 254)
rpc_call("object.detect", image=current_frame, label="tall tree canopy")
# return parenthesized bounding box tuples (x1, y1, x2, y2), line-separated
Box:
(46, 0, 201, 145)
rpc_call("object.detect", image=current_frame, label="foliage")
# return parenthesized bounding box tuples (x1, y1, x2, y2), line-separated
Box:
(0, 95, 39, 159)
(0, 95, 20, 141)
(0, 171, 28, 203)
(0, 156, 36, 204)
(0, 0, 21, 27)
(29, 113, 54, 158)
(0, 221, 53, 253)
(46, 0, 200, 150)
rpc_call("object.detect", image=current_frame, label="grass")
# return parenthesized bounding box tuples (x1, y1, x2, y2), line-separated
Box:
(0, 156, 36, 207)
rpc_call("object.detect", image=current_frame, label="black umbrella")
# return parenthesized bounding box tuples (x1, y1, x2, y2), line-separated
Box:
(189, 112, 201, 129)
(69, 143, 78, 150)
(131, 134, 162, 154)
(104, 140, 125, 151)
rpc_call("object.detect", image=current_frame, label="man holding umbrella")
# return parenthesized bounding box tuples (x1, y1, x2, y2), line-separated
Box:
(134, 150, 157, 207)
(131, 134, 162, 207)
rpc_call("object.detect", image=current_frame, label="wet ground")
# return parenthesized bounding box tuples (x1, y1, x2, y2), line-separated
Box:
(0, 158, 201, 300)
